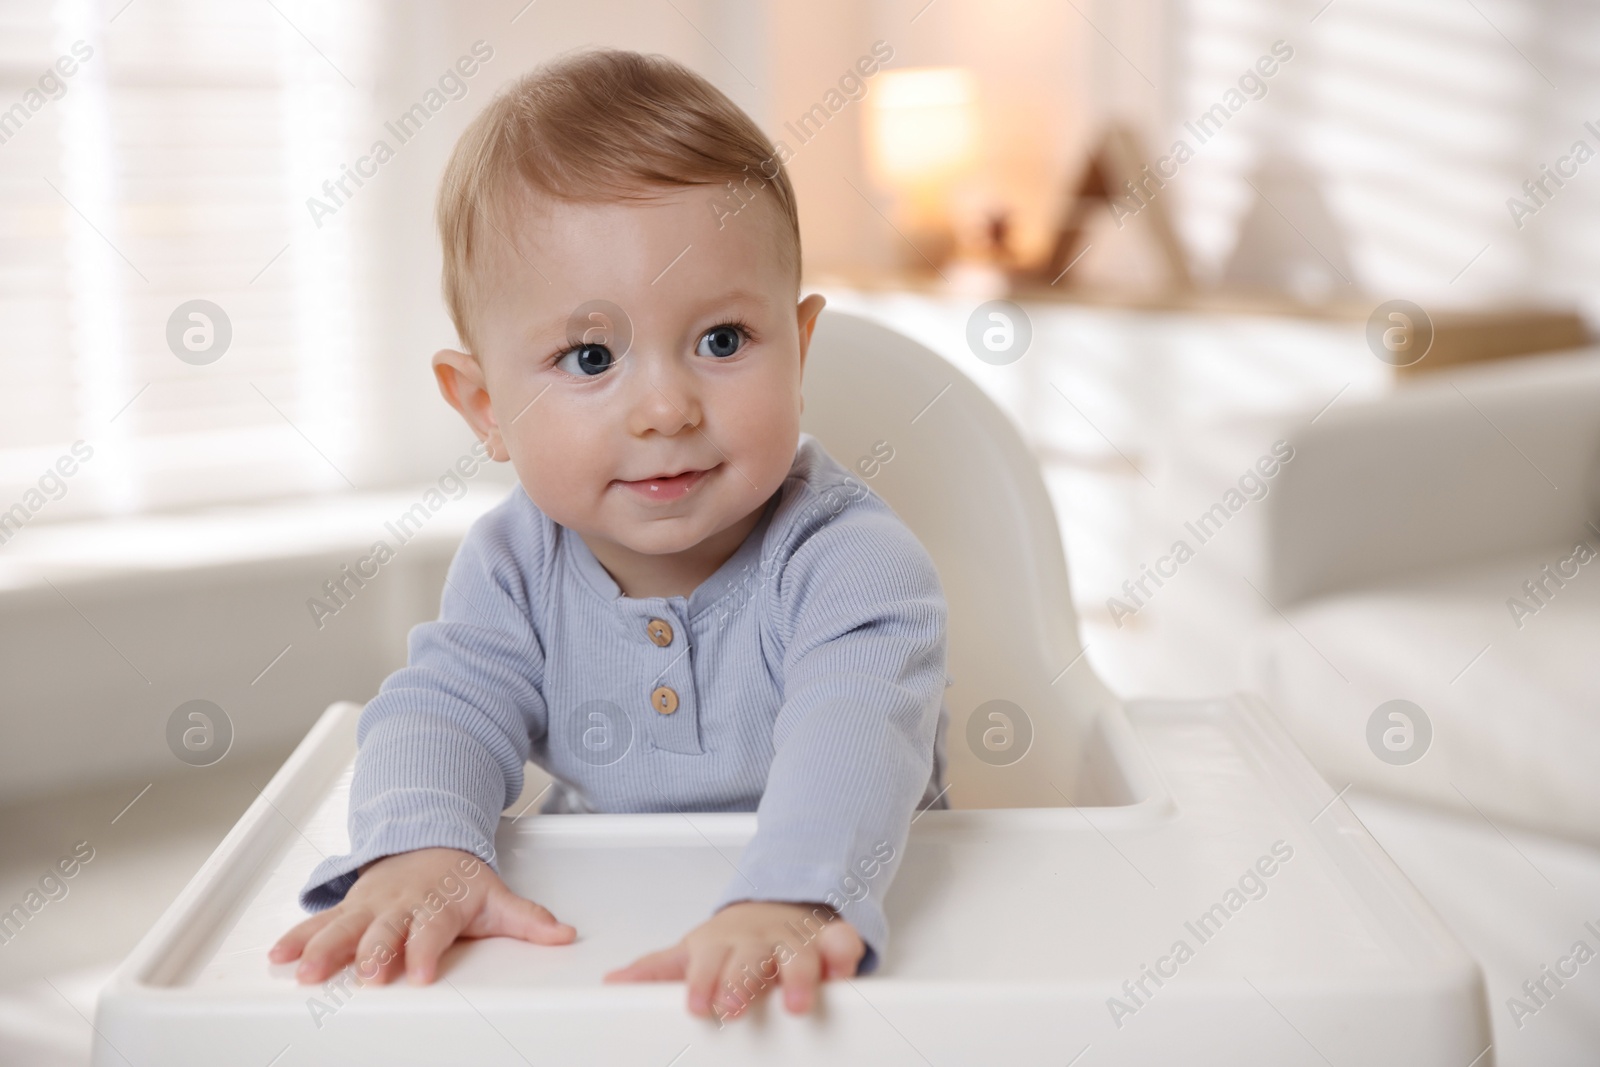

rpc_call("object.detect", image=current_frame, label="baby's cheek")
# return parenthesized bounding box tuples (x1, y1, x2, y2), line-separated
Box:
(730, 401, 801, 484)
(510, 432, 609, 517)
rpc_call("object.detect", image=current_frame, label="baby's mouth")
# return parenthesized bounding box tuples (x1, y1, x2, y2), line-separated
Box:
(613, 465, 717, 502)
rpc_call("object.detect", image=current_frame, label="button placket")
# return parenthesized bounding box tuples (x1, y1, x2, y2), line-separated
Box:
(637, 606, 700, 754)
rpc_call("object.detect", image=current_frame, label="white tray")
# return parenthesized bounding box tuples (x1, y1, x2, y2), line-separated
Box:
(92, 695, 1492, 1066)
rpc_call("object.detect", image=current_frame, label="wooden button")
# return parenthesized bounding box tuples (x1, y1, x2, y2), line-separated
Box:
(650, 685, 679, 715)
(646, 618, 673, 647)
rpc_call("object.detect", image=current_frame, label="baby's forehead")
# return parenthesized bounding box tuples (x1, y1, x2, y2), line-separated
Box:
(472, 183, 797, 317)
(502, 182, 788, 258)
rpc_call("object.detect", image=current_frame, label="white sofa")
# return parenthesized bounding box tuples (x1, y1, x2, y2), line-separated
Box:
(1241, 347, 1600, 845)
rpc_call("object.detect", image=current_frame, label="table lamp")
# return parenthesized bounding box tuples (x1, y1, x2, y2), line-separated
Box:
(865, 66, 979, 271)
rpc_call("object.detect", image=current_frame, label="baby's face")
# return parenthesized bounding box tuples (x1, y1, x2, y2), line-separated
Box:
(435, 185, 823, 562)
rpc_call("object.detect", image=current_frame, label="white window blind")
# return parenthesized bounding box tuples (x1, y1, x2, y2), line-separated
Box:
(1, 0, 379, 527)
(1160, 0, 1600, 312)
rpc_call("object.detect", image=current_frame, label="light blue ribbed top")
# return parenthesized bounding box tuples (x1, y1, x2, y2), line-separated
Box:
(298, 433, 950, 974)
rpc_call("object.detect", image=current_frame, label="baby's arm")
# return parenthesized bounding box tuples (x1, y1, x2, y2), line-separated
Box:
(607, 492, 947, 1019)
(717, 497, 946, 966)
(273, 516, 571, 983)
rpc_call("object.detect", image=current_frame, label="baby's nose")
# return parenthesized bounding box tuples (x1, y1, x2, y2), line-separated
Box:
(621, 349, 703, 435)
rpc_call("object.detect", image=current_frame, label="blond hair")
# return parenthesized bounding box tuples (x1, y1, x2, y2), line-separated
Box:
(436, 47, 802, 352)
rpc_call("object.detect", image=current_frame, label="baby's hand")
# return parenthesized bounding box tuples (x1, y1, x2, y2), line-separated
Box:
(602, 900, 865, 1022)
(269, 847, 576, 985)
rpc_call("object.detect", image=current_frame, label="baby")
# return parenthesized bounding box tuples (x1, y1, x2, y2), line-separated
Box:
(269, 46, 949, 1024)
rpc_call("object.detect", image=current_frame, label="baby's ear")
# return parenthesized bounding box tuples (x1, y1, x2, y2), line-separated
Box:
(431, 348, 504, 460)
(795, 292, 826, 379)
(796, 293, 826, 346)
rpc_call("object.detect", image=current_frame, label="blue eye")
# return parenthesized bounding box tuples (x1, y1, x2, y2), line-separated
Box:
(696, 324, 746, 359)
(555, 342, 615, 377)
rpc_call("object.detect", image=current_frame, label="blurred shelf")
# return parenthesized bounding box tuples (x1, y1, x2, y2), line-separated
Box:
(812, 266, 1593, 376)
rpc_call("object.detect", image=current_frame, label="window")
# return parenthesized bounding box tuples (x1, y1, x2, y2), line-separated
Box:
(1161, 0, 1600, 312)
(1, 0, 378, 527)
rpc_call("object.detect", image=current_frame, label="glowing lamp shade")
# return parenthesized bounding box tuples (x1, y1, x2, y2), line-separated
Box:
(865, 67, 980, 195)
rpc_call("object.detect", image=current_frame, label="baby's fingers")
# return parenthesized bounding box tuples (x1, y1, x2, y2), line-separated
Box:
(401, 905, 469, 985)
(603, 944, 686, 983)
(469, 888, 577, 946)
(352, 913, 412, 986)
(778, 946, 822, 1013)
(816, 920, 865, 981)
(686, 943, 732, 1018)
(717, 943, 782, 1020)
(294, 908, 372, 983)
(268, 910, 339, 965)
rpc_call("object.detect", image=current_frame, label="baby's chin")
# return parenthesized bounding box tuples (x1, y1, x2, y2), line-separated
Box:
(556, 501, 727, 556)
(606, 511, 749, 557)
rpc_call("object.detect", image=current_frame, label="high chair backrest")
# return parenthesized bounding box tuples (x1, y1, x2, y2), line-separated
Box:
(799, 309, 1116, 808)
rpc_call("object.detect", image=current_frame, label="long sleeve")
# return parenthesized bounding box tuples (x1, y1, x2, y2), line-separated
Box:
(297, 517, 548, 911)
(707, 486, 948, 975)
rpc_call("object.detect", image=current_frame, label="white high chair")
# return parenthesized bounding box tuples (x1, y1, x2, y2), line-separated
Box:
(93, 311, 1492, 1065)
